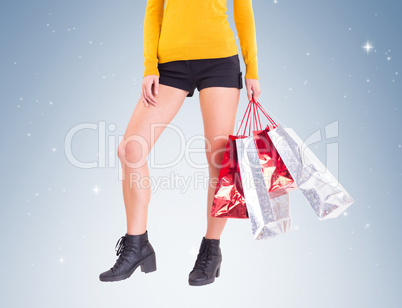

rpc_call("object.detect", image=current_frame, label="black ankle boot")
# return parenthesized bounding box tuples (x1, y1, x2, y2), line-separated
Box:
(99, 230, 156, 282)
(188, 237, 222, 286)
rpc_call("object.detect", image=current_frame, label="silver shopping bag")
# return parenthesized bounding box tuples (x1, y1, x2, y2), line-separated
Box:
(268, 125, 354, 220)
(235, 136, 292, 240)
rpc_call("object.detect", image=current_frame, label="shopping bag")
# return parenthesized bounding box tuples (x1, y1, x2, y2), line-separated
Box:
(211, 97, 294, 239)
(235, 98, 293, 239)
(237, 97, 298, 198)
(236, 136, 291, 239)
(248, 98, 355, 220)
(210, 135, 249, 219)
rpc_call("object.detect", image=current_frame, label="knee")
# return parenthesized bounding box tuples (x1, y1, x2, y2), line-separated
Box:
(117, 139, 148, 168)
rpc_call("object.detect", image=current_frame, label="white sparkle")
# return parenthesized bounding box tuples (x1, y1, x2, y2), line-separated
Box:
(364, 223, 370, 229)
(362, 41, 374, 54)
(387, 57, 391, 61)
(343, 212, 348, 216)
(27, 133, 31, 137)
(49, 101, 53, 105)
(52, 147, 56, 152)
(59, 258, 64, 263)
(92, 186, 100, 194)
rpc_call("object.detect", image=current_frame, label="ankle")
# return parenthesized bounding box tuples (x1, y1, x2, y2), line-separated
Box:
(126, 230, 147, 236)
(204, 235, 220, 240)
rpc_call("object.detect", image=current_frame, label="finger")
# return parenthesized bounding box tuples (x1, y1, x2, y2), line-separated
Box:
(254, 87, 261, 102)
(246, 84, 253, 101)
(154, 78, 159, 95)
(143, 85, 153, 106)
(146, 83, 157, 105)
(142, 88, 148, 107)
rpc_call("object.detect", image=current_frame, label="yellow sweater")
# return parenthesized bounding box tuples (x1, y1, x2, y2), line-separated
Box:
(143, 0, 259, 79)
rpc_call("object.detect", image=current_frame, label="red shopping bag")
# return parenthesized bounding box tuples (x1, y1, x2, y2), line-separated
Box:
(211, 98, 296, 219)
(210, 134, 249, 218)
(250, 99, 298, 198)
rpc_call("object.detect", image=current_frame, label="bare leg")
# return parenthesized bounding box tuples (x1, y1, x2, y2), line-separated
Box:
(118, 84, 189, 235)
(199, 87, 241, 240)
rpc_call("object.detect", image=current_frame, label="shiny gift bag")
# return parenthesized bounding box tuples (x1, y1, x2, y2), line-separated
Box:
(210, 135, 249, 219)
(245, 97, 355, 220)
(211, 97, 294, 239)
(268, 125, 354, 219)
(236, 136, 292, 239)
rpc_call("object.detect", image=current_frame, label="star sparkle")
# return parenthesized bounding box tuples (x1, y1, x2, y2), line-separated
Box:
(362, 41, 374, 54)
(92, 186, 100, 194)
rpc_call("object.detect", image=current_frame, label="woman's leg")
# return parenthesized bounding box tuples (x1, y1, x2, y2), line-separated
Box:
(199, 86, 241, 240)
(118, 84, 189, 235)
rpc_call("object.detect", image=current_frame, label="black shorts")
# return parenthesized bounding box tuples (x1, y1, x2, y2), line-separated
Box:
(157, 54, 243, 97)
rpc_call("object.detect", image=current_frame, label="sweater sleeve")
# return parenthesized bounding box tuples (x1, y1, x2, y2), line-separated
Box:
(143, 0, 164, 78)
(233, 0, 259, 79)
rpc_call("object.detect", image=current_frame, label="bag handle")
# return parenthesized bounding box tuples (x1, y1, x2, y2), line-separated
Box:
(236, 97, 279, 136)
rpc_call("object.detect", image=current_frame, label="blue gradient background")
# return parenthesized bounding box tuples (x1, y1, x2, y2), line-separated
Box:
(1, 0, 401, 307)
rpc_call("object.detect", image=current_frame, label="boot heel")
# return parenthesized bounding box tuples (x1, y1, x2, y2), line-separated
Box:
(140, 253, 157, 273)
(215, 266, 220, 277)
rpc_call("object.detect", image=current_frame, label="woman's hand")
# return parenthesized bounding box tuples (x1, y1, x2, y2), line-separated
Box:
(245, 78, 261, 102)
(141, 75, 159, 107)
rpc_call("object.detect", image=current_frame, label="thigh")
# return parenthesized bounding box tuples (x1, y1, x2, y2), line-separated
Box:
(199, 87, 240, 168)
(122, 84, 189, 155)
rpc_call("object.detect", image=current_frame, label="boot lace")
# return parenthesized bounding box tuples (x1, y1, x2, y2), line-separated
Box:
(111, 236, 130, 270)
(193, 241, 213, 272)
(115, 236, 126, 256)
